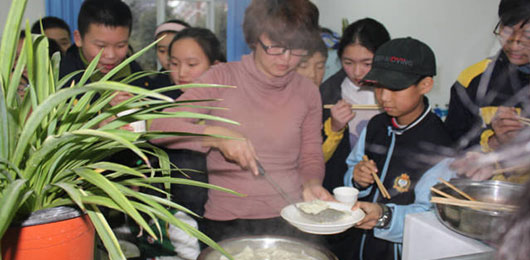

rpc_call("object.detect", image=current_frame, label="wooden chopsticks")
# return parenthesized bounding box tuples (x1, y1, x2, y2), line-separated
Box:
(430, 187, 459, 200)
(430, 180, 518, 211)
(362, 155, 391, 199)
(430, 197, 518, 212)
(437, 178, 476, 201)
(323, 104, 381, 110)
(517, 116, 530, 126)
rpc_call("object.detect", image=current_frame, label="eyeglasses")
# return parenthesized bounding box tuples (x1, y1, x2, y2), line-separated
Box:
(493, 22, 530, 48)
(257, 39, 309, 57)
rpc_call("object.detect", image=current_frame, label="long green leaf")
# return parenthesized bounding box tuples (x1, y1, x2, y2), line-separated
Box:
(85, 205, 125, 260)
(0, 179, 26, 239)
(71, 129, 147, 164)
(100, 37, 162, 82)
(53, 183, 85, 211)
(77, 50, 102, 87)
(6, 38, 27, 107)
(0, 0, 28, 89)
(74, 168, 156, 238)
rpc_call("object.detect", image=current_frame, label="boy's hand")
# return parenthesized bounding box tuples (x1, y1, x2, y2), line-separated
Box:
(331, 100, 355, 132)
(352, 201, 382, 230)
(203, 126, 259, 175)
(490, 107, 523, 148)
(353, 158, 377, 187)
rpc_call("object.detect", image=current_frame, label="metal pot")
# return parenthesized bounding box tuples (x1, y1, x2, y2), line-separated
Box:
(431, 179, 524, 243)
(197, 235, 337, 260)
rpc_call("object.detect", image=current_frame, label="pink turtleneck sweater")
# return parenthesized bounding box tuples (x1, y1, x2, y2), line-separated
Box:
(150, 54, 324, 220)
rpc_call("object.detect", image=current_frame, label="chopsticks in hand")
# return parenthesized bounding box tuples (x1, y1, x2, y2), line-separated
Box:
(362, 155, 391, 199)
(517, 116, 530, 126)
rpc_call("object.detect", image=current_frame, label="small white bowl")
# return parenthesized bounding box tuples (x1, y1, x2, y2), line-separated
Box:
(333, 186, 359, 207)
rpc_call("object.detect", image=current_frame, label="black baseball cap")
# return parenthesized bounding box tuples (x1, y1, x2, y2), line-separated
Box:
(362, 37, 436, 90)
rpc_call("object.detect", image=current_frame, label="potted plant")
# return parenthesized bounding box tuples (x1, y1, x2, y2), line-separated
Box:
(0, 0, 240, 259)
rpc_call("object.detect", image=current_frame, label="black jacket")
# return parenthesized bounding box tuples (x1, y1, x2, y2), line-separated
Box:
(444, 51, 530, 150)
(358, 98, 452, 260)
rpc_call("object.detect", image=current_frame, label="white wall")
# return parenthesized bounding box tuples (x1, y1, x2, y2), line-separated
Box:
(313, 0, 500, 108)
(0, 0, 45, 36)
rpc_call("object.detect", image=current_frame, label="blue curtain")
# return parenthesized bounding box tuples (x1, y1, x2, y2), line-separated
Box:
(45, 0, 83, 39)
(226, 0, 251, 62)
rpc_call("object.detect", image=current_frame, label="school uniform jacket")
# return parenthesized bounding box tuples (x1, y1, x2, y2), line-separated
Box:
(344, 97, 452, 260)
(444, 51, 530, 151)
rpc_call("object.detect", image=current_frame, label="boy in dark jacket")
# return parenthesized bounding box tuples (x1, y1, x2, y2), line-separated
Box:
(444, 0, 529, 152)
(344, 37, 452, 260)
(59, 0, 150, 90)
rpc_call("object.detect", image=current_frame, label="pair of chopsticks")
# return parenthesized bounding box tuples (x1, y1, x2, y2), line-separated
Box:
(323, 104, 381, 110)
(517, 116, 530, 126)
(430, 178, 518, 212)
(362, 155, 391, 199)
(430, 197, 518, 212)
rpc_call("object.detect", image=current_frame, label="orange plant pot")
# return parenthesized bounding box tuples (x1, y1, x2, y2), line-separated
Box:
(1, 214, 95, 260)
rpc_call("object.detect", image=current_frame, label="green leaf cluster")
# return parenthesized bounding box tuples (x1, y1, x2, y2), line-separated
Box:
(0, 1, 240, 259)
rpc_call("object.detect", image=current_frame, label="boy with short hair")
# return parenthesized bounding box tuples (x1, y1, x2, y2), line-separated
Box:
(31, 16, 72, 54)
(59, 0, 149, 89)
(343, 37, 452, 260)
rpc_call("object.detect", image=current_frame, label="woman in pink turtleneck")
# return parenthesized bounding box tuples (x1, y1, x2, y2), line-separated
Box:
(150, 0, 333, 244)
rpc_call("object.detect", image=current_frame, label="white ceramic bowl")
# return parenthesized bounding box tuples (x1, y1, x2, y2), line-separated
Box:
(280, 201, 365, 235)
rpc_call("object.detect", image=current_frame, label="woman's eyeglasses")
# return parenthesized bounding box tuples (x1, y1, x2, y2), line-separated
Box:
(257, 39, 309, 57)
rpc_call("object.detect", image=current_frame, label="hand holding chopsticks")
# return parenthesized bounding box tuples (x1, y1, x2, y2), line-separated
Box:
(517, 115, 530, 126)
(362, 155, 391, 199)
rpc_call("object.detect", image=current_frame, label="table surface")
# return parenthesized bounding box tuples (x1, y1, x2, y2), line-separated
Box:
(402, 211, 494, 260)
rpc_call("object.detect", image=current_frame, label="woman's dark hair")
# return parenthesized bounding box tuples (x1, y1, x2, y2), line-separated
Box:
(168, 27, 226, 64)
(242, 0, 319, 51)
(31, 16, 71, 37)
(337, 18, 390, 59)
(498, 0, 530, 27)
(77, 0, 132, 37)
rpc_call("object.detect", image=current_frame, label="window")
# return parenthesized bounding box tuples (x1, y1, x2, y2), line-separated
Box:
(124, 0, 227, 71)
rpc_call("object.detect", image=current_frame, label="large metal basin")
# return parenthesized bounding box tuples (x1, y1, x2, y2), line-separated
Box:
(431, 179, 523, 243)
(197, 235, 337, 260)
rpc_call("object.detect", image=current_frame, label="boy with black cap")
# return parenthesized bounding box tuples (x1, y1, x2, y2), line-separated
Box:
(343, 37, 452, 260)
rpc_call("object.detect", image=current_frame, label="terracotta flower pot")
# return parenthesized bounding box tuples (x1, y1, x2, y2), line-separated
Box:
(1, 207, 95, 260)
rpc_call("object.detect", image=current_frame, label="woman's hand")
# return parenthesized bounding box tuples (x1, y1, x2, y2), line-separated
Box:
(302, 179, 334, 201)
(490, 107, 523, 149)
(353, 158, 377, 188)
(352, 201, 382, 230)
(109, 91, 134, 107)
(330, 100, 355, 132)
(450, 151, 496, 181)
(203, 126, 259, 175)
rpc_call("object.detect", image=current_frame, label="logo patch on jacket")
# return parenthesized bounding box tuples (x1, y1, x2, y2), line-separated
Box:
(393, 173, 411, 193)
